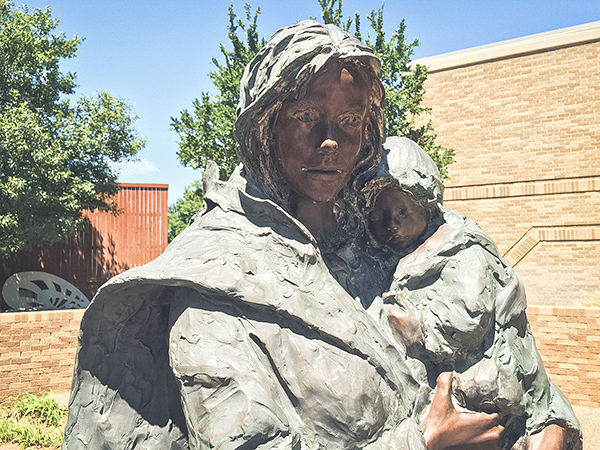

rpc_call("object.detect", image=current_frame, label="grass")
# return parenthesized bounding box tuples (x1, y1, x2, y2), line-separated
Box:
(0, 393, 67, 449)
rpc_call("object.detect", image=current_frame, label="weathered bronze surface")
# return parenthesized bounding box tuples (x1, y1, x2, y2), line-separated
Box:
(63, 22, 581, 450)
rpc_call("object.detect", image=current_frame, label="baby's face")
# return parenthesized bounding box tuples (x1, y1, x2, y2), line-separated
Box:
(368, 188, 428, 252)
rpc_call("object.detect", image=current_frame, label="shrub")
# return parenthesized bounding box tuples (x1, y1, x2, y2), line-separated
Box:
(0, 392, 67, 449)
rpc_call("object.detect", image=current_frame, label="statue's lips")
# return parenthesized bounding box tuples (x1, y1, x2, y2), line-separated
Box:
(388, 234, 415, 249)
(388, 235, 406, 244)
(301, 167, 343, 178)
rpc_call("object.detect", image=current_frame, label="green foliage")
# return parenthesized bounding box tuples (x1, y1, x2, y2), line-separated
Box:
(0, 392, 67, 448)
(318, 0, 357, 33)
(171, 2, 263, 181)
(0, 0, 78, 113)
(168, 180, 203, 242)
(12, 392, 65, 427)
(0, 0, 145, 257)
(169, 2, 262, 238)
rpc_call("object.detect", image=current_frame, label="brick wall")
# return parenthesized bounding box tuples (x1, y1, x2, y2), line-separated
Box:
(528, 305, 600, 408)
(424, 40, 600, 187)
(0, 309, 84, 401)
(414, 23, 600, 307)
(0, 307, 598, 408)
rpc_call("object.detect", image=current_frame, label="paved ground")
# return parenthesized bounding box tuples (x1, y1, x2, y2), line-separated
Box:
(53, 391, 70, 408)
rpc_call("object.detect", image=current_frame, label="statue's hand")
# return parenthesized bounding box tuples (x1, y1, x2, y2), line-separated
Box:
(424, 372, 504, 450)
(386, 293, 422, 348)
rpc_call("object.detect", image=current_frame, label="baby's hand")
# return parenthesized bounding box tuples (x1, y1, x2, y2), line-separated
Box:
(385, 293, 422, 348)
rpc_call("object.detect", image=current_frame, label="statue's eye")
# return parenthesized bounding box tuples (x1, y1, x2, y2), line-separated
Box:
(369, 210, 384, 222)
(339, 113, 363, 128)
(290, 108, 319, 123)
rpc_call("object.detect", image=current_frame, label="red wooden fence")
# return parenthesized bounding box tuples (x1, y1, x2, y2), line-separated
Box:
(0, 183, 168, 310)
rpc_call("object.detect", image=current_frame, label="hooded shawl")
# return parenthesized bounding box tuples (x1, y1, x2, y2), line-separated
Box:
(235, 20, 384, 210)
(234, 19, 395, 307)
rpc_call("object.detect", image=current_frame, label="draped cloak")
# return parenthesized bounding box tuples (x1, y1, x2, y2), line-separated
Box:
(62, 169, 433, 449)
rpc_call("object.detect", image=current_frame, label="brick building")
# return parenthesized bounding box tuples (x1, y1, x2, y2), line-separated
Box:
(414, 21, 600, 306)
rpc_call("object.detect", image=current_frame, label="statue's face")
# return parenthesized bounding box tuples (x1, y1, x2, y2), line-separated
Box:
(273, 65, 369, 203)
(368, 188, 428, 252)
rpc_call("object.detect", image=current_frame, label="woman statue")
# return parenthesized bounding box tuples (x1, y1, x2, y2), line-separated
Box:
(62, 20, 578, 450)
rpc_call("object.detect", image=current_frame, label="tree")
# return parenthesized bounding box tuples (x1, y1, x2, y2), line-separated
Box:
(168, 180, 204, 242)
(168, 2, 262, 241)
(171, 2, 263, 182)
(169, 0, 454, 239)
(0, 1, 145, 256)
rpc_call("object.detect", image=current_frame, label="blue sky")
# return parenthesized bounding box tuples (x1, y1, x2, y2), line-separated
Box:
(23, 0, 600, 204)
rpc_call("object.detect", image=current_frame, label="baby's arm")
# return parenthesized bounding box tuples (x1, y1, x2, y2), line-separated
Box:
(384, 291, 424, 350)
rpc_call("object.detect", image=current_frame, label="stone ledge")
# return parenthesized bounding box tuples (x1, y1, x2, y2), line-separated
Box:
(444, 176, 600, 202)
(414, 21, 600, 72)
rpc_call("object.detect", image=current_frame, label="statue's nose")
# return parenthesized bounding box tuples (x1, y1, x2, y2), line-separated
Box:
(317, 123, 338, 154)
(386, 212, 402, 231)
(318, 138, 338, 154)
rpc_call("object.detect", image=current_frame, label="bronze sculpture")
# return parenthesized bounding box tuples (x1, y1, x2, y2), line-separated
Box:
(63, 21, 581, 450)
